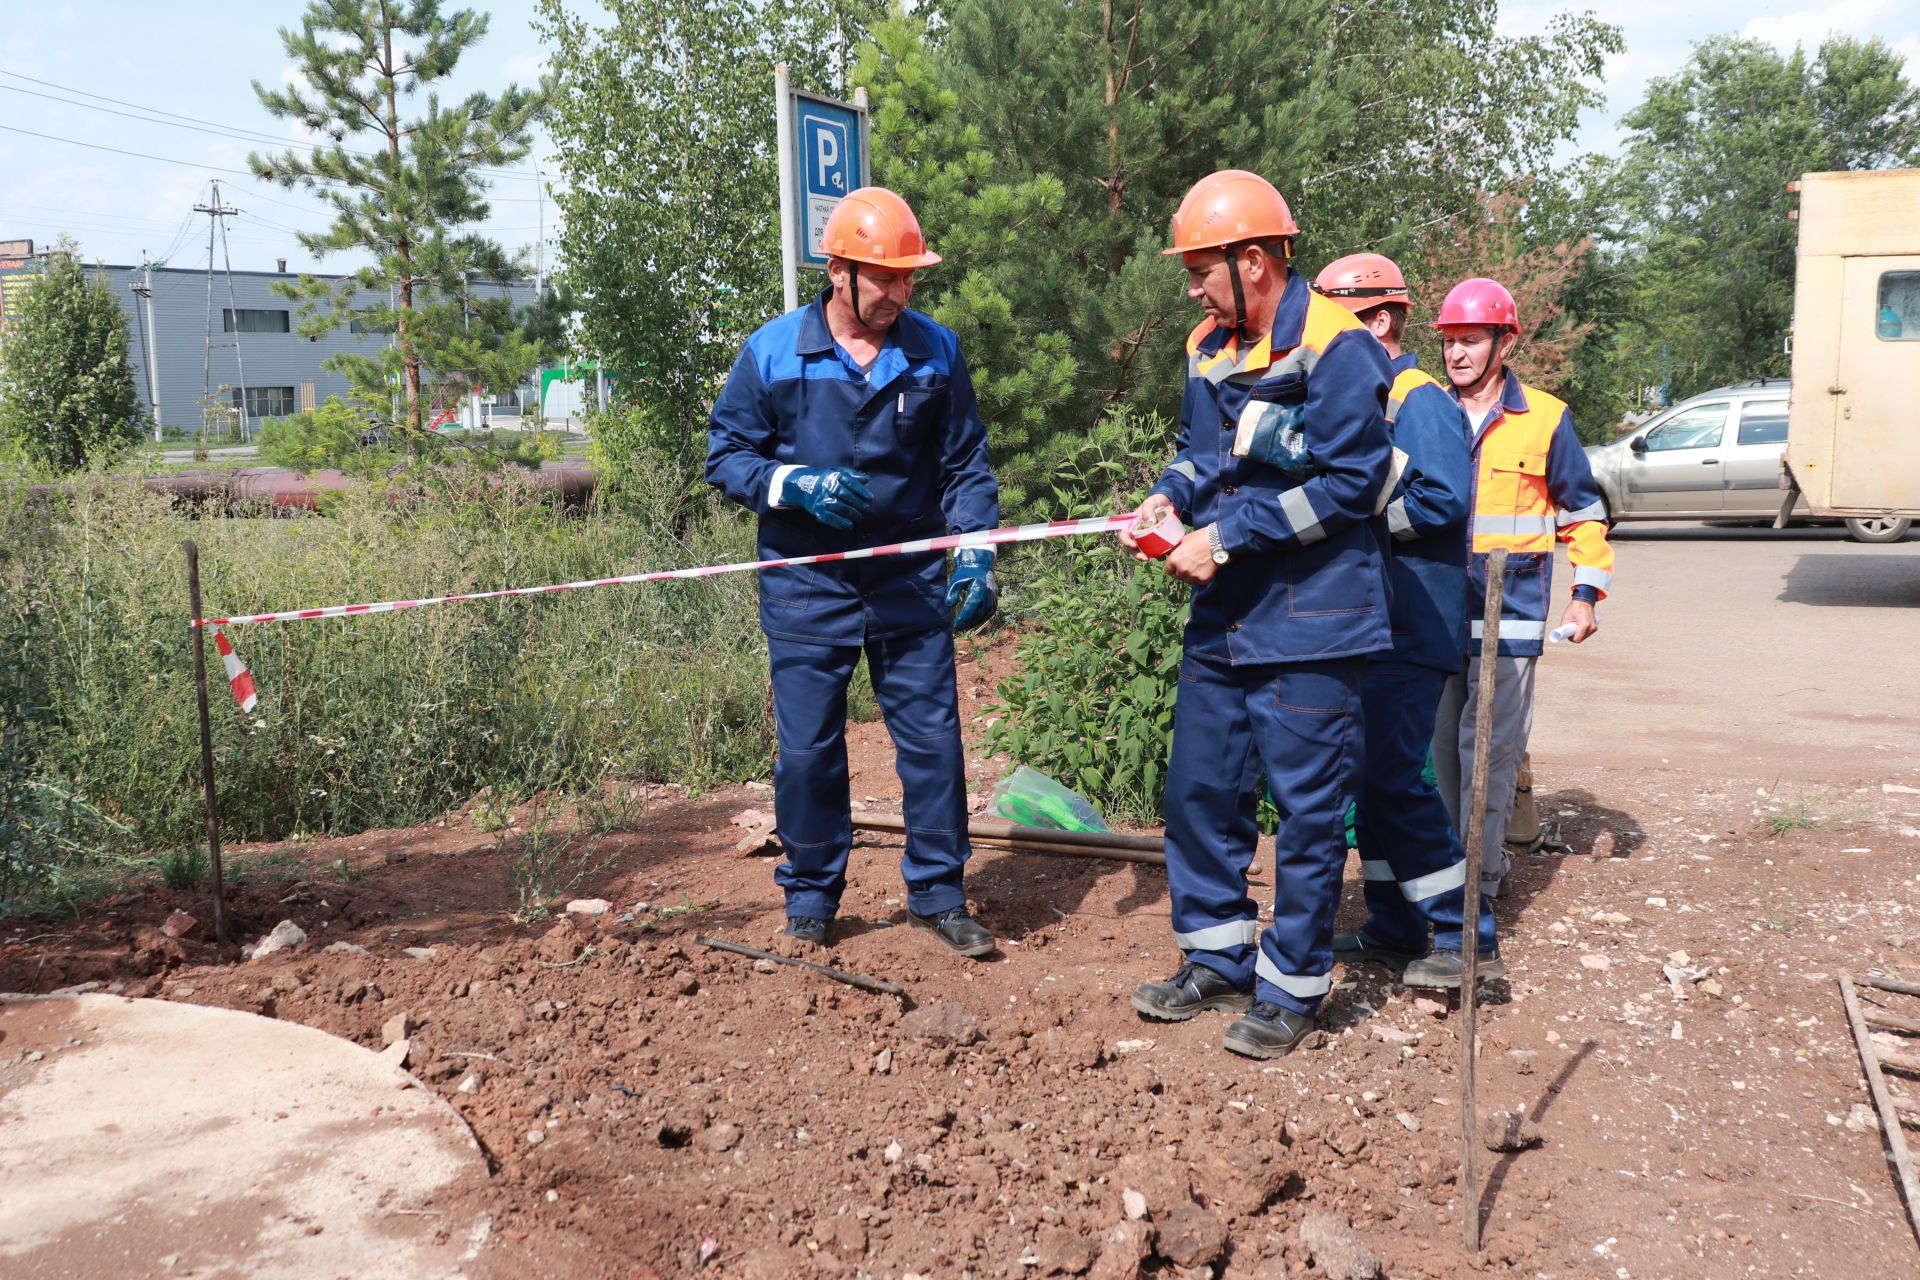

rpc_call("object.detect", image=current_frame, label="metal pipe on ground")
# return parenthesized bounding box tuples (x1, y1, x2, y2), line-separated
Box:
(851, 810, 1165, 866)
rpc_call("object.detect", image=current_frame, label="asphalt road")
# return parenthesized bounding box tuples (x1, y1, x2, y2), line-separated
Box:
(1531, 521, 1920, 783)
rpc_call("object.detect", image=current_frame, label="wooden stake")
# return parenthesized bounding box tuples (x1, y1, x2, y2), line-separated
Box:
(184, 541, 231, 948)
(1460, 545, 1508, 1253)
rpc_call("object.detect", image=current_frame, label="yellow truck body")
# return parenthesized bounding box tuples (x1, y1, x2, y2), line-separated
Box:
(1785, 168, 1920, 522)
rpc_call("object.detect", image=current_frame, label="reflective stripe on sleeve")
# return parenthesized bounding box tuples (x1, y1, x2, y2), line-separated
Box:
(1361, 859, 1396, 882)
(1256, 951, 1333, 998)
(1279, 488, 1326, 545)
(1174, 919, 1260, 951)
(1399, 858, 1467, 903)
(1166, 459, 1197, 483)
(1470, 618, 1548, 641)
(1573, 564, 1612, 591)
(1558, 500, 1607, 526)
(1387, 498, 1415, 540)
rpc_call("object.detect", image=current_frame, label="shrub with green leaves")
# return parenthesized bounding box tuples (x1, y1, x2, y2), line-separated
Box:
(257, 397, 388, 473)
(985, 549, 1186, 826)
(983, 407, 1186, 825)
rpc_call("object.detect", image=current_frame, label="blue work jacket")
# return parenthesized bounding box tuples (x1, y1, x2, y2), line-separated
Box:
(706, 288, 999, 645)
(1149, 271, 1394, 665)
(1381, 353, 1472, 672)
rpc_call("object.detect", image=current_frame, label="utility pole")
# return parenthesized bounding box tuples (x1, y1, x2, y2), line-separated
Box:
(130, 254, 164, 441)
(195, 180, 250, 443)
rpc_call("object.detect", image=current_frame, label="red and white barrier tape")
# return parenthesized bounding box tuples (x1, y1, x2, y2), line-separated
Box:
(192, 512, 1138, 629)
(211, 626, 258, 713)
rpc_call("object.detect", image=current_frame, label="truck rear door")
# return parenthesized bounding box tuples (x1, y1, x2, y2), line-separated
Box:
(1832, 259, 1920, 512)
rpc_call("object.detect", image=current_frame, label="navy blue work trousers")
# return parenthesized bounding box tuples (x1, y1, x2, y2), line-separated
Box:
(768, 627, 970, 921)
(1163, 652, 1366, 1016)
(1353, 661, 1498, 955)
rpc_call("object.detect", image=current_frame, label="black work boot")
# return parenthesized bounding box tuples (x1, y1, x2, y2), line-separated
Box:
(1331, 929, 1424, 971)
(908, 907, 996, 958)
(1402, 949, 1505, 989)
(1131, 961, 1254, 1021)
(784, 916, 830, 947)
(1222, 1001, 1318, 1059)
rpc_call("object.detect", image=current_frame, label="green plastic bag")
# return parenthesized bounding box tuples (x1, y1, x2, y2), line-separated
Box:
(991, 766, 1112, 834)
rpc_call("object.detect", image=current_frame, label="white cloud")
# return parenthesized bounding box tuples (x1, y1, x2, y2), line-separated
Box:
(1741, 0, 1903, 52)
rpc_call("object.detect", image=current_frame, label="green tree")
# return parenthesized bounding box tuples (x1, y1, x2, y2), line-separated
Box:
(0, 241, 145, 471)
(853, 0, 1620, 509)
(1600, 36, 1920, 409)
(536, 0, 871, 468)
(249, 1, 547, 440)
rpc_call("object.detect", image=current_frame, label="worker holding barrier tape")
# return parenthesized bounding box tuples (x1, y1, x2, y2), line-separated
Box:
(1119, 170, 1395, 1058)
(706, 187, 1001, 959)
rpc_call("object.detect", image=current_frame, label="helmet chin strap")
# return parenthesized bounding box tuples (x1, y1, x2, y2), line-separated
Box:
(848, 261, 864, 328)
(1225, 250, 1249, 343)
(1463, 333, 1510, 398)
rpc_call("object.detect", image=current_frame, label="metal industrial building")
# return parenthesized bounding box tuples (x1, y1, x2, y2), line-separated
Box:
(0, 246, 539, 435)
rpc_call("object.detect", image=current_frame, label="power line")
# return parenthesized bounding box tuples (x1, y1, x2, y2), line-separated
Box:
(0, 122, 555, 205)
(0, 66, 541, 182)
(0, 122, 259, 176)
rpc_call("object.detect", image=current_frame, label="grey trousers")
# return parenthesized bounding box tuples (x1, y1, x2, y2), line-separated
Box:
(1432, 655, 1537, 886)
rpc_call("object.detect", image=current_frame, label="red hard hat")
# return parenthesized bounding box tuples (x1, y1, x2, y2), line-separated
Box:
(1163, 169, 1300, 256)
(1432, 278, 1518, 331)
(1313, 252, 1409, 312)
(818, 187, 942, 269)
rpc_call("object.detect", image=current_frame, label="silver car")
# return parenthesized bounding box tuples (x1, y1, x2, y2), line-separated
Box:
(1583, 380, 1911, 541)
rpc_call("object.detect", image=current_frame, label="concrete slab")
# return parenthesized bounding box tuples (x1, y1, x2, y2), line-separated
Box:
(0, 994, 490, 1280)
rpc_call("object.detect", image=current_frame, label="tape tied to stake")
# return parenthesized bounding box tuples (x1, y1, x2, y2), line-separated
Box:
(212, 626, 258, 714)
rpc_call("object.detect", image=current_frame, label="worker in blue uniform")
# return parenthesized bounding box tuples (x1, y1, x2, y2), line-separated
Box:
(706, 187, 1000, 958)
(1120, 171, 1394, 1058)
(1311, 253, 1499, 984)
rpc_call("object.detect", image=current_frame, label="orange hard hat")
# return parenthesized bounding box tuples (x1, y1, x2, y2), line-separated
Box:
(1163, 170, 1299, 256)
(818, 187, 942, 269)
(1313, 253, 1409, 313)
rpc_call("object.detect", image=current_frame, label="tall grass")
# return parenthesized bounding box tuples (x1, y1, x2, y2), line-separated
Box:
(0, 463, 780, 887)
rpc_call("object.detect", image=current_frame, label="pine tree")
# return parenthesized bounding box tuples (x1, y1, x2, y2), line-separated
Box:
(249, 1, 546, 438)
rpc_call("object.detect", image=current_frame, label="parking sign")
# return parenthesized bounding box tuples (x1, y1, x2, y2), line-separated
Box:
(775, 71, 871, 311)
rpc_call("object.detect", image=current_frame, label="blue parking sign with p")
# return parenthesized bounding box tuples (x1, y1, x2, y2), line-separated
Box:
(794, 94, 866, 270)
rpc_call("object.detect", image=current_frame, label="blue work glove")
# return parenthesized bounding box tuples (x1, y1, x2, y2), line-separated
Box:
(945, 547, 998, 630)
(1231, 398, 1312, 478)
(779, 466, 873, 529)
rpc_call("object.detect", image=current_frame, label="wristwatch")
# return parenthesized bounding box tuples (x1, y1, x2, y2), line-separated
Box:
(1206, 523, 1230, 566)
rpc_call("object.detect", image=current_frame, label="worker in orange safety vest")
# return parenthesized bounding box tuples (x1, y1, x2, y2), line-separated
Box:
(1426, 278, 1613, 942)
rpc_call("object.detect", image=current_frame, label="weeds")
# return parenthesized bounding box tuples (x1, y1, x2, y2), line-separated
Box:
(1766, 800, 1821, 836)
(496, 797, 613, 924)
(470, 787, 519, 834)
(0, 459, 775, 901)
(159, 845, 208, 890)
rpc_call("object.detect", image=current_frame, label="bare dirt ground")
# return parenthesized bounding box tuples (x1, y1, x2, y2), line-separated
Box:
(6, 529, 1920, 1279)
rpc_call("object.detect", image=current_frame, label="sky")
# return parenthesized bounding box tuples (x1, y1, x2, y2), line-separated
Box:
(2, 0, 1917, 276)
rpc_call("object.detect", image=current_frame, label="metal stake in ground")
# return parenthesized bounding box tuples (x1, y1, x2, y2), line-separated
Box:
(183, 541, 231, 948)
(1459, 544, 1508, 1253)
(695, 935, 905, 997)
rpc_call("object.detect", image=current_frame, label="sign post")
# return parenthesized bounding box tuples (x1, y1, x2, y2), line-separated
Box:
(774, 66, 869, 315)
